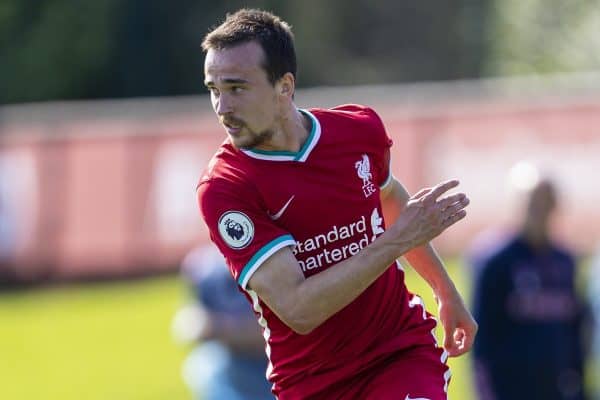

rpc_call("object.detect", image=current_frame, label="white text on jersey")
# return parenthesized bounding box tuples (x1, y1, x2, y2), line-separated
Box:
(293, 208, 385, 272)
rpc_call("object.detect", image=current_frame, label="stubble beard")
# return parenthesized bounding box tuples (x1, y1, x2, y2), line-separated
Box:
(237, 126, 275, 150)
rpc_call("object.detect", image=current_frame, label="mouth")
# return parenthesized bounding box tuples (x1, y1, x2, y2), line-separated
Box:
(222, 119, 244, 136)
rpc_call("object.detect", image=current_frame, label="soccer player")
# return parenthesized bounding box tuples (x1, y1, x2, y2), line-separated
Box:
(197, 9, 477, 399)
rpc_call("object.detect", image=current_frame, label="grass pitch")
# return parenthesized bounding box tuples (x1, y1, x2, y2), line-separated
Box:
(0, 261, 476, 400)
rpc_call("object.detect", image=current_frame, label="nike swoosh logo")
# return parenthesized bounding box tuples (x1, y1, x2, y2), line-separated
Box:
(405, 396, 431, 400)
(268, 195, 295, 220)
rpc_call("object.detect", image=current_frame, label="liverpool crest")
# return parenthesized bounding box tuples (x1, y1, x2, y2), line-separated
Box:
(355, 154, 377, 197)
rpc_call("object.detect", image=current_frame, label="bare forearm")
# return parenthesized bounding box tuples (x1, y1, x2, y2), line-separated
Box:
(403, 242, 477, 357)
(403, 243, 460, 299)
(286, 227, 413, 333)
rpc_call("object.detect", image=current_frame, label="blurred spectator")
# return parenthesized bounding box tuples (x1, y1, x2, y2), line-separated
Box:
(471, 162, 588, 400)
(0, 165, 17, 284)
(171, 245, 272, 400)
(465, 227, 509, 284)
(0, 168, 16, 261)
(588, 244, 600, 398)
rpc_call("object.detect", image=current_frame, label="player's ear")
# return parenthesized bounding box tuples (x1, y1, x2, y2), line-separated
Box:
(277, 73, 295, 98)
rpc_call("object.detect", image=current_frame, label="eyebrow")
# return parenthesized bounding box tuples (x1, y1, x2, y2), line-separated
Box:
(204, 78, 249, 86)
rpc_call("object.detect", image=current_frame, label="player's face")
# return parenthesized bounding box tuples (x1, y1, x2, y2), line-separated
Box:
(204, 41, 280, 149)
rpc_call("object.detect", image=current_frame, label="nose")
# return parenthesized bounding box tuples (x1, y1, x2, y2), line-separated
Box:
(215, 93, 234, 116)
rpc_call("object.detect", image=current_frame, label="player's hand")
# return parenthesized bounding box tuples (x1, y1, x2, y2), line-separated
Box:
(437, 294, 478, 357)
(391, 179, 469, 249)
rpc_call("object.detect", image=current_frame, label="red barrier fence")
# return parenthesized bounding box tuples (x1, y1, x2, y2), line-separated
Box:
(1, 76, 599, 282)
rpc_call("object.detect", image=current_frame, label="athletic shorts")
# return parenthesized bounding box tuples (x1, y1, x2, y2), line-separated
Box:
(304, 344, 451, 400)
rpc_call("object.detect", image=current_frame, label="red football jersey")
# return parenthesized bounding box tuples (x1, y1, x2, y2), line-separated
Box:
(197, 105, 440, 398)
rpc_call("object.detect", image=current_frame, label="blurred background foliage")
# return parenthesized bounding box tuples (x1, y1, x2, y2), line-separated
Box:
(2, 0, 600, 105)
(485, 0, 600, 76)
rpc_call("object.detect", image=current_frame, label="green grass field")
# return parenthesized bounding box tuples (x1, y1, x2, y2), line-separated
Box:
(0, 276, 191, 400)
(0, 262, 476, 400)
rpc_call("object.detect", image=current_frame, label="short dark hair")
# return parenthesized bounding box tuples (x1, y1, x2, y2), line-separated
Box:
(201, 9, 297, 85)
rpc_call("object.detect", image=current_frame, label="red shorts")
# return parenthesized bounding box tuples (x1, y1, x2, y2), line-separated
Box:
(308, 345, 450, 400)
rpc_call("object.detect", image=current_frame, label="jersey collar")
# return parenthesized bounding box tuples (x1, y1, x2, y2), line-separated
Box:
(240, 109, 321, 162)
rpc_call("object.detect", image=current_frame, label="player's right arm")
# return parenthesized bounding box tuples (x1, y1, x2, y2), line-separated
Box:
(248, 179, 469, 334)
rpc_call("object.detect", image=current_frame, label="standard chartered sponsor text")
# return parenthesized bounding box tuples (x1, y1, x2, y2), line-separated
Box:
(292, 214, 378, 272)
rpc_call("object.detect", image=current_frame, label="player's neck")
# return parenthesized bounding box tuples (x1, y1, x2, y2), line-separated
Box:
(254, 107, 311, 153)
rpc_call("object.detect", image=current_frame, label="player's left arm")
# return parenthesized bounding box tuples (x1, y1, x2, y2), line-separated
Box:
(380, 177, 478, 357)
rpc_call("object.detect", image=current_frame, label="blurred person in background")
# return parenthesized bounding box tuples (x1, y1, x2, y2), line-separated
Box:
(0, 169, 17, 284)
(171, 244, 272, 400)
(197, 8, 476, 400)
(471, 162, 588, 400)
(588, 244, 600, 398)
(465, 227, 509, 285)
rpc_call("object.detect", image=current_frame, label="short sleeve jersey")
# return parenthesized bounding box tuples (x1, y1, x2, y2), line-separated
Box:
(197, 105, 437, 398)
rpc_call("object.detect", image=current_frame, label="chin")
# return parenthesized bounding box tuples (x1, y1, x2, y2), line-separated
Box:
(229, 135, 247, 147)
(231, 137, 254, 150)
(224, 130, 244, 147)
(229, 128, 271, 150)
(238, 136, 266, 150)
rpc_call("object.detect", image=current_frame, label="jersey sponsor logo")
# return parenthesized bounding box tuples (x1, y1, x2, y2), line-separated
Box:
(293, 207, 386, 272)
(355, 154, 377, 197)
(218, 211, 254, 249)
(370, 208, 384, 241)
(268, 195, 295, 221)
